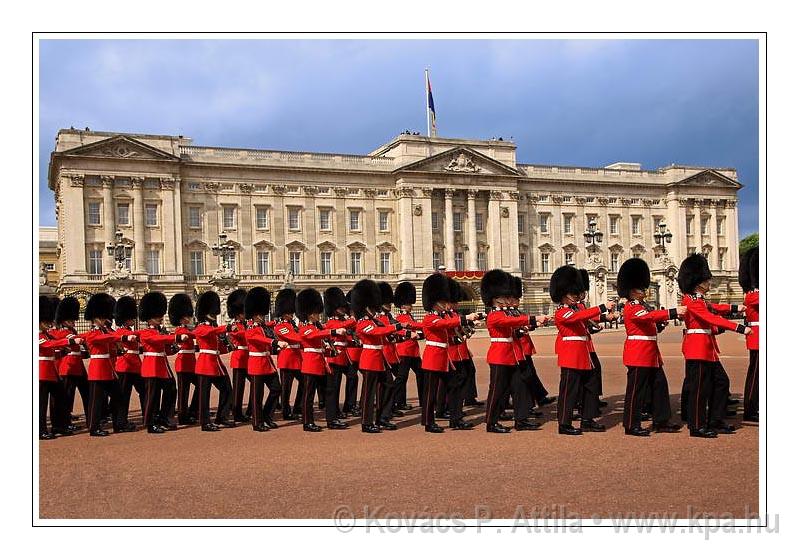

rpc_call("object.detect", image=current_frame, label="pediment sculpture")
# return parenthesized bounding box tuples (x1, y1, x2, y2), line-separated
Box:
(444, 153, 481, 173)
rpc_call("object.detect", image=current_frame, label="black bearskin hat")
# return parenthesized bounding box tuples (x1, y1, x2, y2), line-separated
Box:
(378, 282, 394, 307)
(393, 282, 416, 307)
(139, 291, 168, 322)
(196, 290, 221, 320)
(617, 258, 651, 299)
(549, 265, 583, 303)
(245, 287, 271, 320)
(510, 275, 523, 299)
(114, 296, 138, 325)
(447, 277, 466, 303)
(274, 289, 296, 317)
(749, 247, 759, 290)
(55, 296, 80, 324)
(226, 288, 247, 319)
(578, 269, 590, 293)
(168, 293, 194, 327)
(739, 247, 759, 292)
(324, 287, 348, 317)
(39, 295, 55, 323)
(423, 273, 451, 311)
(85, 293, 115, 321)
(480, 269, 512, 307)
(351, 279, 381, 317)
(678, 254, 712, 294)
(296, 288, 323, 322)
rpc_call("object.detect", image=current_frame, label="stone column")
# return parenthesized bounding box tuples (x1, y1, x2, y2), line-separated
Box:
(65, 174, 87, 275)
(508, 193, 521, 273)
(170, 177, 184, 274)
(132, 176, 146, 273)
(486, 192, 502, 268)
(444, 188, 455, 270)
(665, 191, 685, 260)
(726, 199, 739, 271)
(162, 183, 177, 274)
(710, 203, 719, 270)
(466, 190, 478, 270)
(101, 175, 116, 272)
(693, 201, 702, 254)
(397, 188, 415, 274)
(419, 188, 434, 272)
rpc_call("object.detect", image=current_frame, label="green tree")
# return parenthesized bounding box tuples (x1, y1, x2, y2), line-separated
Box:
(739, 233, 758, 255)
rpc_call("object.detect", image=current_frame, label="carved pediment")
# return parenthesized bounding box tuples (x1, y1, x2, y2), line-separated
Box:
(538, 243, 554, 253)
(61, 135, 180, 161)
(376, 242, 397, 252)
(673, 169, 741, 189)
(253, 240, 276, 250)
(185, 239, 210, 249)
(347, 241, 367, 251)
(317, 241, 337, 251)
(394, 147, 521, 177)
(286, 240, 307, 251)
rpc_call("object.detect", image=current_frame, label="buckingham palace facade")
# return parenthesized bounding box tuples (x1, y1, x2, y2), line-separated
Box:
(47, 129, 743, 311)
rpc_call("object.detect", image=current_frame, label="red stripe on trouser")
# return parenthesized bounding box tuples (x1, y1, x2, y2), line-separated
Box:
(626, 368, 638, 429)
(485, 369, 497, 425)
(558, 371, 569, 425)
(747, 354, 758, 401)
(694, 363, 704, 429)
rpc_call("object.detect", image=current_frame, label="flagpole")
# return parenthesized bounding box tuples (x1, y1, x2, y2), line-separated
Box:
(425, 68, 431, 138)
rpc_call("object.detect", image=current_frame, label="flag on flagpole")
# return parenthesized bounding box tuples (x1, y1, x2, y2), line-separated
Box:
(426, 69, 437, 137)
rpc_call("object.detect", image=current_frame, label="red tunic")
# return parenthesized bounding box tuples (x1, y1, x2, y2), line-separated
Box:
(421, 312, 464, 373)
(346, 317, 362, 365)
(83, 326, 131, 381)
(299, 322, 333, 376)
(274, 320, 303, 371)
(245, 324, 278, 375)
(744, 290, 759, 351)
(356, 317, 401, 372)
(139, 327, 178, 379)
(554, 304, 606, 370)
(228, 321, 249, 369)
(324, 316, 356, 367)
(486, 309, 531, 366)
(174, 325, 196, 373)
(378, 313, 400, 365)
(622, 301, 676, 368)
(193, 322, 229, 376)
(39, 330, 71, 381)
(395, 311, 422, 358)
(681, 294, 745, 362)
(114, 325, 142, 374)
(50, 327, 87, 377)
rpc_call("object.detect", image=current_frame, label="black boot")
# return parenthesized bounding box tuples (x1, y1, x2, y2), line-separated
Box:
(580, 420, 606, 432)
(425, 423, 444, 433)
(327, 420, 349, 430)
(487, 423, 511, 434)
(624, 426, 650, 437)
(362, 424, 381, 433)
(303, 423, 322, 432)
(689, 427, 717, 438)
(558, 424, 582, 436)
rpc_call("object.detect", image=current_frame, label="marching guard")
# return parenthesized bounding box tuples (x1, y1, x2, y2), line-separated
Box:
(39, 296, 75, 439)
(169, 293, 199, 425)
(392, 282, 425, 411)
(377, 282, 403, 421)
(274, 289, 304, 420)
(227, 289, 252, 423)
(740, 247, 759, 422)
(342, 290, 362, 416)
(52, 296, 90, 429)
(114, 296, 146, 428)
(323, 287, 356, 421)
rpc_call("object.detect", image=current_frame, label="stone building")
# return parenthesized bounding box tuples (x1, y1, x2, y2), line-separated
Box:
(47, 129, 743, 312)
(39, 226, 60, 291)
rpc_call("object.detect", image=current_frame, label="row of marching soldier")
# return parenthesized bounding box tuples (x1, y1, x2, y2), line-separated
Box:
(37, 248, 758, 439)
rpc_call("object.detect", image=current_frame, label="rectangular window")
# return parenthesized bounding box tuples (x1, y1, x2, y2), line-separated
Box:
(145, 204, 158, 227)
(123, 248, 132, 271)
(223, 206, 236, 229)
(87, 202, 101, 226)
(565, 252, 574, 266)
(45, 263, 56, 272)
(190, 251, 204, 275)
(610, 216, 619, 235)
(454, 251, 464, 271)
(519, 253, 528, 273)
(477, 252, 487, 271)
(188, 206, 202, 229)
(288, 208, 301, 231)
(88, 249, 103, 275)
(319, 251, 332, 275)
(718, 248, 726, 269)
(563, 214, 573, 234)
(453, 212, 463, 232)
(717, 217, 725, 235)
(431, 211, 440, 230)
(319, 208, 331, 231)
(540, 253, 550, 273)
(475, 213, 484, 232)
(349, 209, 360, 231)
(146, 250, 160, 275)
(611, 253, 619, 272)
(379, 252, 391, 274)
(518, 213, 526, 234)
(432, 251, 441, 270)
(350, 252, 362, 274)
(257, 251, 271, 275)
(223, 253, 236, 272)
(701, 216, 709, 235)
(256, 207, 270, 230)
(289, 252, 301, 275)
(631, 216, 641, 235)
(378, 211, 390, 232)
(539, 214, 549, 234)
(116, 203, 130, 226)
(686, 215, 694, 235)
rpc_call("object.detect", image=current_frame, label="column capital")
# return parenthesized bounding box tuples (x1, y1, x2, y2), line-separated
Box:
(443, 188, 456, 199)
(68, 173, 85, 188)
(397, 187, 416, 198)
(131, 176, 145, 189)
(489, 191, 503, 201)
(100, 175, 115, 188)
(419, 187, 434, 199)
(465, 189, 479, 199)
(508, 192, 521, 202)
(160, 177, 177, 190)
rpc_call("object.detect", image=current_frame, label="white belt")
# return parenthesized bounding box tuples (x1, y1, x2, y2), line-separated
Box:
(303, 348, 324, 353)
(236, 345, 248, 350)
(490, 337, 513, 343)
(178, 349, 194, 354)
(90, 354, 111, 359)
(249, 352, 269, 357)
(142, 352, 166, 357)
(287, 344, 301, 349)
(333, 342, 348, 347)
(125, 350, 140, 355)
(747, 322, 759, 327)
(39, 356, 55, 361)
(562, 336, 588, 341)
(199, 349, 219, 355)
(68, 351, 83, 356)
(627, 335, 657, 341)
(685, 329, 712, 335)
(426, 341, 448, 348)
(362, 344, 383, 350)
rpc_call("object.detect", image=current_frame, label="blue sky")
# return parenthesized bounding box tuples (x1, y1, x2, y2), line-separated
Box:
(38, 39, 759, 236)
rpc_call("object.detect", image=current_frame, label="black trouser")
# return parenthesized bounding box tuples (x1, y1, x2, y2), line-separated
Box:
(556, 368, 598, 427)
(177, 371, 199, 421)
(143, 377, 177, 427)
(62, 374, 90, 421)
(486, 364, 529, 426)
(394, 356, 417, 408)
(423, 367, 467, 426)
(685, 360, 729, 430)
(680, 371, 691, 421)
(316, 374, 327, 409)
(250, 373, 282, 427)
(343, 362, 360, 412)
(523, 356, 549, 405)
(280, 369, 303, 417)
(232, 368, 252, 418)
(360, 369, 383, 427)
(197, 374, 232, 426)
(744, 350, 759, 417)
(327, 365, 346, 421)
(463, 358, 479, 402)
(379, 363, 398, 422)
(40, 380, 67, 433)
(623, 366, 671, 429)
(591, 351, 603, 396)
(118, 372, 146, 425)
(301, 374, 322, 425)
(88, 380, 125, 432)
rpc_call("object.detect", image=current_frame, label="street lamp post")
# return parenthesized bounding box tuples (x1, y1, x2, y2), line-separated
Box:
(211, 233, 236, 275)
(583, 218, 604, 254)
(106, 230, 132, 271)
(653, 220, 673, 254)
